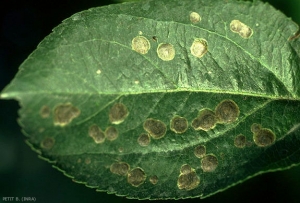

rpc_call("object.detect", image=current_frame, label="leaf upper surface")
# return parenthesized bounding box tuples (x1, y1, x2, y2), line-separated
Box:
(1, 0, 300, 200)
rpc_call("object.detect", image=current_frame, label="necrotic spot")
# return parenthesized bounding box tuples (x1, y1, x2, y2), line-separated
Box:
(177, 164, 200, 190)
(143, 118, 167, 139)
(41, 137, 55, 150)
(54, 103, 80, 126)
(190, 38, 208, 58)
(149, 175, 158, 185)
(85, 157, 91, 165)
(110, 162, 130, 176)
(180, 164, 192, 174)
(194, 145, 206, 158)
(132, 36, 150, 54)
(127, 167, 146, 187)
(192, 109, 217, 131)
(40, 105, 51, 118)
(157, 43, 175, 61)
(251, 123, 262, 133)
(109, 103, 129, 125)
(170, 116, 188, 134)
(88, 124, 105, 144)
(253, 128, 276, 147)
(201, 154, 218, 172)
(234, 134, 246, 148)
(230, 20, 253, 39)
(190, 12, 201, 23)
(105, 126, 118, 141)
(137, 133, 150, 147)
(215, 100, 239, 124)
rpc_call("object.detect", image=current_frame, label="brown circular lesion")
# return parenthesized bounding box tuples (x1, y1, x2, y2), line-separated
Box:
(177, 164, 200, 190)
(41, 137, 55, 150)
(40, 105, 51, 118)
(54, 103, 80, 126)
(180, 164, 192, 174)
(105, 126, 118, 141)
(194, 145, 206, 158)
(88, 124, 105, 144)
(109, 103, 129, 125)
(253, 128, 276, 147)
(215, 99, 240, 124)
(201, 154, 218, 172)
(251, 123, 262, 133)
(149, 175, 158, 185)
(192, 109, 217, 131)
(143, 118, 167, 139)
(251, 123, 276, 147)
(170, 116, 188, 134)
(234, 134, 246, 148)
(127, 167, 146, 187)
(137, 133, 150, 146)
(110, 162, 130, 176)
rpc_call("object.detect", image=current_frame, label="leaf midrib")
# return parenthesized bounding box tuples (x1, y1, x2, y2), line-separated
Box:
(2, 89, 299, 101)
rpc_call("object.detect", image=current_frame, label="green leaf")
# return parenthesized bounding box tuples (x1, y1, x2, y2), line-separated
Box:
(1, 0, 300, 200)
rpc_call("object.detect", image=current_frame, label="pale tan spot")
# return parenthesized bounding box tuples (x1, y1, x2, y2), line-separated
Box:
(230, 20, 253, 39)
(157, 43, 175, 61)
(190, 12, 201, 23)
(190, 38, 208, 58)
(132, 36, 150, 54)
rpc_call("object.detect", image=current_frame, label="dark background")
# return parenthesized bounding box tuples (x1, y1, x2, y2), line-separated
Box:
(0, 0, 300, 202)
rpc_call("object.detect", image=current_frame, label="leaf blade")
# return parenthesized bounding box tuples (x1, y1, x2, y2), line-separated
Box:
(1, 0, 300, 200)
